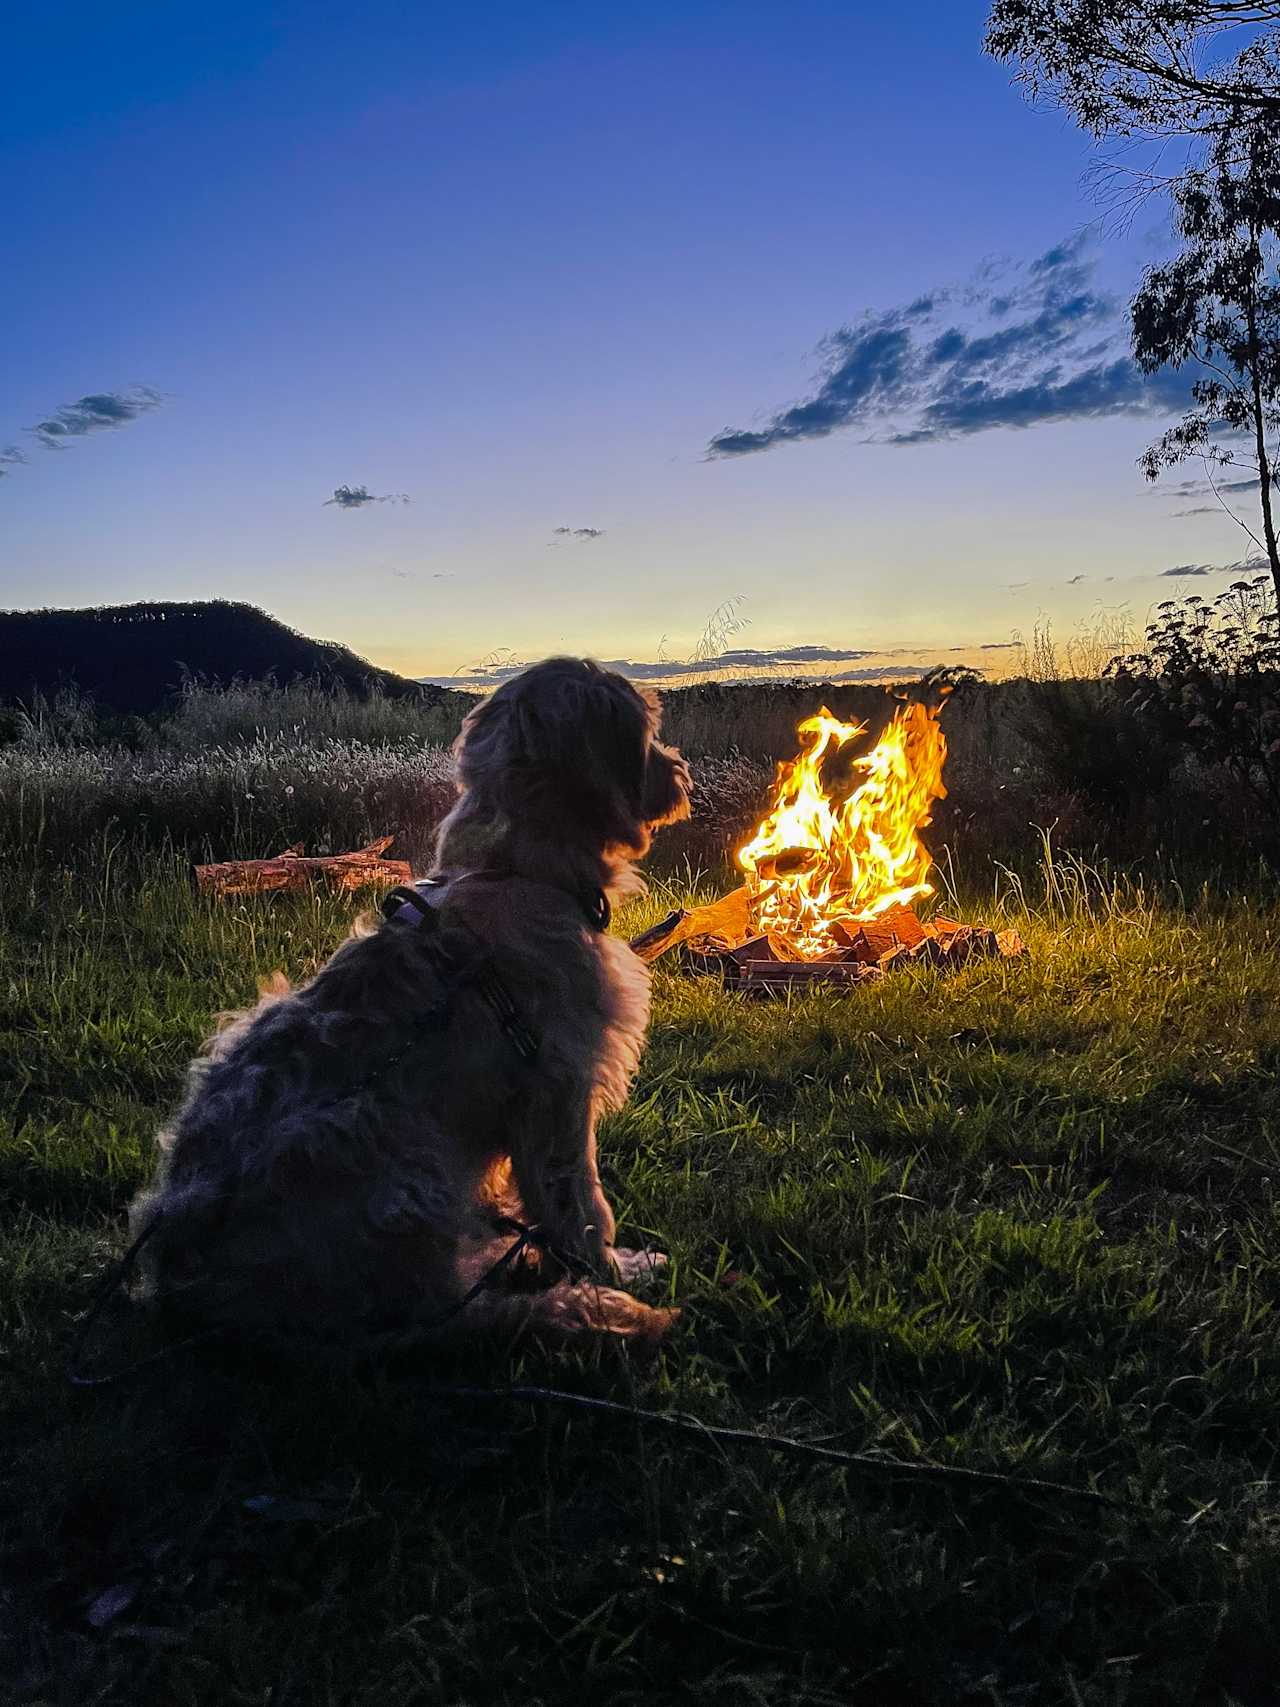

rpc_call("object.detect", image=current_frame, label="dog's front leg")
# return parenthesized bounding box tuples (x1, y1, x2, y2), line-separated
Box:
(509, 1086, 615, 1279)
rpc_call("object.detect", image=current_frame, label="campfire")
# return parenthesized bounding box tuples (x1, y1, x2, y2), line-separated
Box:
(632, 698, 1024, 992)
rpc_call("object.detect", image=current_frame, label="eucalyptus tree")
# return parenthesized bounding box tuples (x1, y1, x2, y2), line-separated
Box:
(985, 2, 1280, 138)
(1131, 119, 1280, 603)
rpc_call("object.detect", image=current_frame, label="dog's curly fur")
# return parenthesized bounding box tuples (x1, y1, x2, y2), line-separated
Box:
(129, 657, 692, 1350)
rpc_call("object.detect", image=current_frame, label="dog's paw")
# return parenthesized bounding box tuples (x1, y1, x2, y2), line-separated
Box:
(610, 1247, 669, 1287)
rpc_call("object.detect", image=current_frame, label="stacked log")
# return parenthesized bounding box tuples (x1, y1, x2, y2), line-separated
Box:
(630, 887, 1024, 994)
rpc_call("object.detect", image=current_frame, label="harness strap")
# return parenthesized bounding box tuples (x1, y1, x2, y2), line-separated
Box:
(380, 884, 437, 923)
(381, 879, 541, 1064)
(382, 875, 611, 934)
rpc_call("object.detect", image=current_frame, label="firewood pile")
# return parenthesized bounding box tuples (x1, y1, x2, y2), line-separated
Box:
(630, 887, 1025, 995)
(195, 837, 410, 898)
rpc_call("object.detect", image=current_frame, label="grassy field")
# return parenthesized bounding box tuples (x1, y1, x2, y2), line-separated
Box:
(5, 843, 1280, 1704)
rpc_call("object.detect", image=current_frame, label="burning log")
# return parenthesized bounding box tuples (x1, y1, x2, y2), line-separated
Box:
(831, 902, 930, 961)
(631, 694, 1025, 994)
(630, 886, 1024, 993)
(195, 837, 411, 899)
(737, 700, 949, 960)
(629, 888, 754, 964)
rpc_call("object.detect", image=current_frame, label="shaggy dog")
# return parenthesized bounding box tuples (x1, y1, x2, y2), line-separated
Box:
(129, 657, 692, 1350)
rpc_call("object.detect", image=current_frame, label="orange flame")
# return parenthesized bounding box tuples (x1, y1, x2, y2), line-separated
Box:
(736, 700, 948, 960)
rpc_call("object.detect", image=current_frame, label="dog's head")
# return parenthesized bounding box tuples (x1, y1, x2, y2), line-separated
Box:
(454, 657, 691, 856)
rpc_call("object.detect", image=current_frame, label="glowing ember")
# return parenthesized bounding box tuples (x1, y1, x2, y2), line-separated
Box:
(736, 700, 948, 960)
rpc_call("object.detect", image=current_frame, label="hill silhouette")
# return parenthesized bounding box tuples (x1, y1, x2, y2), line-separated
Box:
(0, 601, 446, 716)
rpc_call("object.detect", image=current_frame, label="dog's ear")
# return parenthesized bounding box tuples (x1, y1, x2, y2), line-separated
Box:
(453, 690, 517, 798)
(597, 681, 652, 816)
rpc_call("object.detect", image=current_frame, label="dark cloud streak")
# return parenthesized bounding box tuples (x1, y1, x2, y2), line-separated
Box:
(421, 642, 880, 689)
(325, 484, 411, 509)
(30, 388, 163, 449)
(707, 236, 1190, 458)
(1160, 555, 1270, 578)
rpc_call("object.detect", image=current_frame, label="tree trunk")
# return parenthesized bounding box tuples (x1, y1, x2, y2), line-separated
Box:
(1246, 285, 1280, 609)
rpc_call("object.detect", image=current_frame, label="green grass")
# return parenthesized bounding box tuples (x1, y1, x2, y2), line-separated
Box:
(5, 844, 1280, 1703)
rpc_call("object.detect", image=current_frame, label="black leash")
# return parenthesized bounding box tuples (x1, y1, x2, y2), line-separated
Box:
(423, 1384, 1126, 1510)
(69, 1266, 1120, 1509)
(67, 1219, 223, 1388)
(66, 1216, 570, 1387)
(68, 1227, 1121, 1510)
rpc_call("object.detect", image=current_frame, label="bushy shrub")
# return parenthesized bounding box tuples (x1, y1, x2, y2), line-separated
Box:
(655, 752, 773, 872)
(1108, 577, 1280, 829)
(1008, 676, 1180, 817)
(5, 653, 1276, 884)
(999, 618, 1180, 823)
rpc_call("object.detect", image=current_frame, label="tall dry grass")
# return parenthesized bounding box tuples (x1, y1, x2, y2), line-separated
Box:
(1, 659, 1273, 880)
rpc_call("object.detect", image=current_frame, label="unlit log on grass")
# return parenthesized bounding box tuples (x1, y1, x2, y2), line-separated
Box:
(194, 837, 411, 898)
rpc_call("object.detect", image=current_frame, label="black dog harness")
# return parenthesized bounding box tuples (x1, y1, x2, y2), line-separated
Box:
(379, 873, 612, 1066)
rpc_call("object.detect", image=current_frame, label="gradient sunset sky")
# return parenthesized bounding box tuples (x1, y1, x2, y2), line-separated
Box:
(1, 1, 1258, 685)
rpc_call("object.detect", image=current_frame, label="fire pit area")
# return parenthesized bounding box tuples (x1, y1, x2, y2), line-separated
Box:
(631, 890, 1023, 993)
(632, 696, 1024, 994)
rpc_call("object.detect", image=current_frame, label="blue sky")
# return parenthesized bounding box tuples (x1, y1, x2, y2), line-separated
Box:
(0, 1, 1256, 683)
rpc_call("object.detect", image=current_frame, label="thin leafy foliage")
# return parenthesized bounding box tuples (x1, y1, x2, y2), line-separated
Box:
(986, 1, 1280, 139)
(1110, 574, 1280, 822)
(1133, 119, 1280, 604)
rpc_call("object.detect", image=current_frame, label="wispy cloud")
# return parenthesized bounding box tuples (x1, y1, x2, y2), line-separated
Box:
(707, 235, 1190, 458)
(30, 387, 163, 450)
(324, 484, 411, 509)
(0, 446, 25, 477)
(1160, 554, 1270, 578)
(824, 663, 933, 683)
(552, 525, 606, 541)
(1164, 475, 1261, 498)
(424, 643, 877, 688)
(414, 641, 1008, 691)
